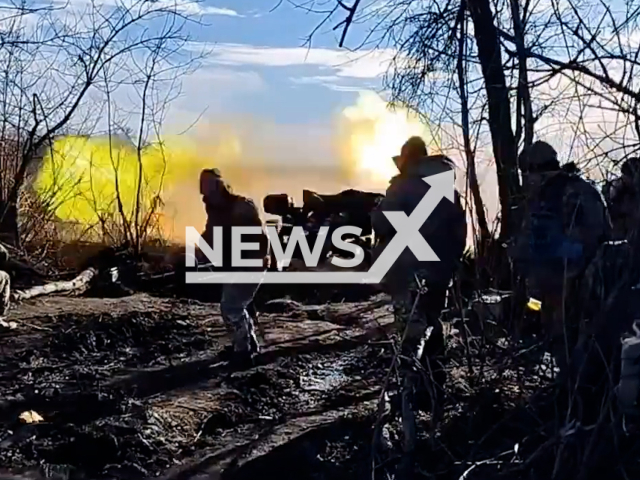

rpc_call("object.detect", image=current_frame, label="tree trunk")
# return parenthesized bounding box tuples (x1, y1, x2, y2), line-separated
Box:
(0, 200, 19, 247)
(457, 3, 491, 255)
(467, 0, 521, 239)
(11, 267, 98, 301)
(510, 0, 534, 149)
(0, 139, 48, 248)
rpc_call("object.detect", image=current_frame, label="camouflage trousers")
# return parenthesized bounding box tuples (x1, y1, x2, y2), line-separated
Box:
(388, 274, 448, 409)
(381, 274, 449, 458)
(390, 275, 448, 361)
(220, 282, 261, 353)
(0, 271, 10, 316)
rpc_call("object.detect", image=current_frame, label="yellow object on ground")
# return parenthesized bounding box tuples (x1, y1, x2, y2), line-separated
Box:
(19, 410, 44, 424)
(527, 298, 542, 312)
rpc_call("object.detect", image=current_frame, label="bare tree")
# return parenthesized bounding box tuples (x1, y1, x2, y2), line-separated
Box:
(301, 0, 640, 240)
(298, 0, 521, 237)
(498, 0, 640, 169)
(456, 3, 492, 253)
(101, 26, 185, 253)
(0, 0, 199, 246)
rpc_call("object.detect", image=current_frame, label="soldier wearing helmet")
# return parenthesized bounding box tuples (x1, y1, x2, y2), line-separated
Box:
(371, 136, 466, 443)
(510, 141, 611, 378)
(603, 157, 640, 242)
(199, 168, 269, 368)
(373, 138, 466, 356)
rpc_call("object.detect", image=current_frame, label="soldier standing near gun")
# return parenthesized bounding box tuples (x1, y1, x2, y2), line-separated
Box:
(371, 137, 467, 470)
(199, 169, 269, 368)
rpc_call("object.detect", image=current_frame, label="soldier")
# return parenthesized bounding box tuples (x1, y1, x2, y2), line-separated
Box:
(603, 157, 640, 241)
(510, 141, 611, 379)
(199, 169, 269, 368)
(0, 243, 11, 317)
(371, 137, 466, 461)
(571, 157, 640, 422)
(570, 235, 636, 424)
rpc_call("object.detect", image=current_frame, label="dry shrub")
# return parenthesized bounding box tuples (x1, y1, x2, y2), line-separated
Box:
(17, 182, 170, 272)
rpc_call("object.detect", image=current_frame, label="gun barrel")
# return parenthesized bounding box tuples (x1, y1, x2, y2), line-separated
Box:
(263, 193, 294, 217)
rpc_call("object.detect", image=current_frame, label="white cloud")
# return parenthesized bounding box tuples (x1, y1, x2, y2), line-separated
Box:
(192, 42, 399, 79)
(41, 0, 243, 16)
(199, 6, 240, 16)
(290, 75, 342, 84)
(185, 67, 265, 91)
(289, 75, 377, 92)
(157, 2, 242, 16)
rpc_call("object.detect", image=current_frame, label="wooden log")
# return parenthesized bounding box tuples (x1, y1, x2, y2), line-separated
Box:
(11, 267, 98, 302)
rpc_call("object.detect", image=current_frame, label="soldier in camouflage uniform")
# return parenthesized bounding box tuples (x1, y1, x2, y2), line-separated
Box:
(199, 169, 269, 368)
(0, 244, 10, 317)
(371, 137, 466, 461)
(571, 159, 640, 422)
(510, 141, 611, 379)
(603, 157, 640, 242)
(570, 238, 635, 423)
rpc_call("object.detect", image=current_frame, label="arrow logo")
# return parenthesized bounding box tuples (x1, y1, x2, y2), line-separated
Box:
(186, 169, 455, 284)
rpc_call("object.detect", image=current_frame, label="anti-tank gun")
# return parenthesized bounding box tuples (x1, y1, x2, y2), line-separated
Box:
(263, 189, 383, 271)
(263, 194, 308, 234)
(262, 193, 317, 271)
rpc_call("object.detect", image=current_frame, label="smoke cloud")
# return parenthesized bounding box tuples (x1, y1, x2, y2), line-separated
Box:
(34, 91, 461, 244)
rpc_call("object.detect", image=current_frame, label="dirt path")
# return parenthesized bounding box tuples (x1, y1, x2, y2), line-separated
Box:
(0, 294, 396, 480)
(0, 293, 595, 480)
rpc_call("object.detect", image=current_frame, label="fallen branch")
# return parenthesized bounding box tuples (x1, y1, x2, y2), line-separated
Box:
(11, 267, 98, 302)
(327, 297, 390, 326)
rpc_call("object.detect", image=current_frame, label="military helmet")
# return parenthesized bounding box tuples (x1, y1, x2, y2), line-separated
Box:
(518, 141, 559, 173)
(621, 157, 640, 178)
(199, 168, 229, 197)
(393, 136, 428, 169)
(401, 136, 428, 157)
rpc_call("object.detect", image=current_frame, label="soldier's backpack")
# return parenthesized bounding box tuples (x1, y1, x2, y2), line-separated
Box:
(528, 172, 584, 261)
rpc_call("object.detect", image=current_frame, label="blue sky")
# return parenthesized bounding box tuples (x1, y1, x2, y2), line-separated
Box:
(164, 1, 393, 135)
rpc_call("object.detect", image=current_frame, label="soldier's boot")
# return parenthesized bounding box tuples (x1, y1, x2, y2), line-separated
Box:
(221, 333, 259, 363)
(219, 319, 259, 367)
(220, 283, 261, 368)
(228, 313, 260, 370)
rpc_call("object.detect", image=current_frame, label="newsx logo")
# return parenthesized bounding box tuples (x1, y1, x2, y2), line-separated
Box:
(184, 170, 454, 284)
(186, 223, 366, 270)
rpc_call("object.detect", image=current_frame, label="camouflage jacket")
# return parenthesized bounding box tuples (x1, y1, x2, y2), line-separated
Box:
(511, 171, 611, 275)
(202, 194, 269, 271)
(371, 155, 467, 291)
(603, 178, 640, 240)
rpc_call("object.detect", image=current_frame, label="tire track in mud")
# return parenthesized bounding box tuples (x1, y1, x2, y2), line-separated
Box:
(0, 295, 394, 479)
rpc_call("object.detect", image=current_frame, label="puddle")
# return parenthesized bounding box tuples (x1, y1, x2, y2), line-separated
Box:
(299, 357, 350, 393)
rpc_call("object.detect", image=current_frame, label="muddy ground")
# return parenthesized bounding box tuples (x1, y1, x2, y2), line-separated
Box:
(0, 292, 633, 480)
